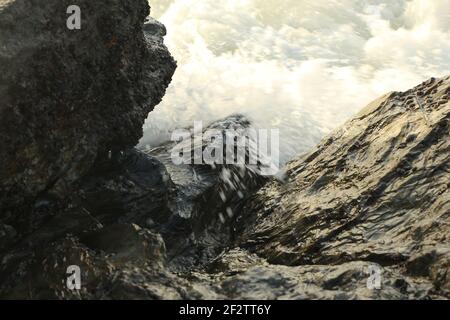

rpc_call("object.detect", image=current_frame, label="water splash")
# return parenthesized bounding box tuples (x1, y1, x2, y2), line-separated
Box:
(141, 0, 450, 164)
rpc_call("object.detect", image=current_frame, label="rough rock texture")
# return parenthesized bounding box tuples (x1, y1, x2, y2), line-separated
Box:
(0, 0, 449, 301)
(1, 77, 448, 299)
(0, 116, 267, 299)
(234, 76, 450, 299)
(0, 0, 176, 212)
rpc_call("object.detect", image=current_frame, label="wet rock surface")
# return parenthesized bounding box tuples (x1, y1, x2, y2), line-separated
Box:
(233, 76, 450, 299)
(1, 77, 449, 299)
(0, 114, 269, 299)
(0, 0, 449, 301)
(0, 0, 176, 212)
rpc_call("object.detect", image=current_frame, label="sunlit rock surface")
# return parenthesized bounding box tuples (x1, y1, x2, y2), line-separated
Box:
(233, 76, 450, 299)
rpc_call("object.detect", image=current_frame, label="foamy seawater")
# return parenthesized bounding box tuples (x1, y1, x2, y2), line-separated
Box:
(140, 0, 450, 165)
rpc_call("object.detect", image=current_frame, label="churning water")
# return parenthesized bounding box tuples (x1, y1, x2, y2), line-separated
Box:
(140, 0, 450, 165)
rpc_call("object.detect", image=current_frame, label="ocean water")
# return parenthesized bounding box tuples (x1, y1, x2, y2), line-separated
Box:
(140, 0, 450, 165)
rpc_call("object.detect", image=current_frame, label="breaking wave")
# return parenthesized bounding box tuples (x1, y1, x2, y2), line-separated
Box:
(140, 0, 450, 164)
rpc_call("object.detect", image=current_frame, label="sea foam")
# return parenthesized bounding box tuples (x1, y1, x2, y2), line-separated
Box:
(140, 0, 450, 165)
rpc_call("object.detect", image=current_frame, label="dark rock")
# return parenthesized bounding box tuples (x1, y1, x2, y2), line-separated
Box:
(1, 77, 449, 299)
(76, 149, 175, 227)
(144, 114, 270, 272)
(0, 0, 176, 212)
(0, 115, 268, 299)
(143, 17, 167, 37)
(80, 223, 166, 267)
(406, 250, 438, 277)
(0, 0, 449, 301)
(0, 224, 16, 251)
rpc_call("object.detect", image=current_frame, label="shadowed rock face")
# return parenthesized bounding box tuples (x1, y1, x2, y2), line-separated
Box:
(0, 116, 268, 299)
(0, 0, 449, 301)
(0, 0, 176, 212)
(1, 77, 448, 299)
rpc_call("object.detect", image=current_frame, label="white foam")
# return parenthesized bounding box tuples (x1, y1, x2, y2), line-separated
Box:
(141, 0, 450, 164)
